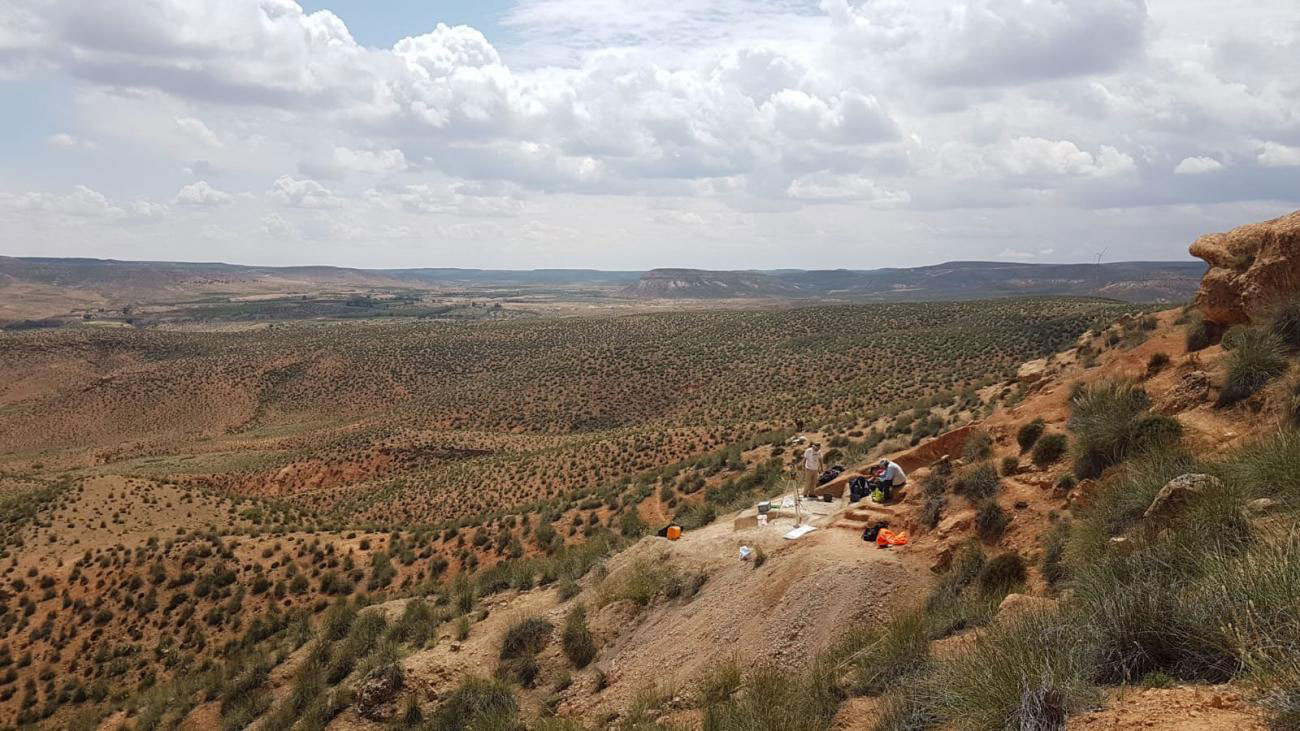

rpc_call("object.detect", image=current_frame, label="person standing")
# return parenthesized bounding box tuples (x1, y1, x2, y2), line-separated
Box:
(802, 443, 824, 497)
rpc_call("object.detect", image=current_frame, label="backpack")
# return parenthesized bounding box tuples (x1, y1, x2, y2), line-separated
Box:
(862, 520, 889, 542)
(848, 476, 868, 503)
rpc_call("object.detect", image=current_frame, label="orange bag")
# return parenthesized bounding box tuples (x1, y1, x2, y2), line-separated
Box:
(876, 529, 908, 547)
(666, 525, 682, 541)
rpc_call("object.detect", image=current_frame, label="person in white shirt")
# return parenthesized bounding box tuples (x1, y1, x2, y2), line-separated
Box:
(802, 443, 824, 497)
(875, 458, 907, 501)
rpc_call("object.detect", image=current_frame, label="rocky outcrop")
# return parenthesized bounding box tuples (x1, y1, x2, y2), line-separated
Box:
(1143, 473, 1220, 524)
(357, 663, 404, 720)
(1156, 370, 1211, 414)
(995, 593, 1059, 622)
(1017, 358, 1048, 385)
(1189, 210, 1300, 325)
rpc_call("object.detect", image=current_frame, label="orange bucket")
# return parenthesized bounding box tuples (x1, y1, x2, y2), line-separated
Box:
(666, 525, 682, 541)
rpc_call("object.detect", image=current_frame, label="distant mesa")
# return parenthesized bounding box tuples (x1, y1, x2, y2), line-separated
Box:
(620, 268, 797, 299)
(619, 262, 1205, 302)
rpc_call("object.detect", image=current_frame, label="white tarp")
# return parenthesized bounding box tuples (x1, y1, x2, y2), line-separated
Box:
(783, 524, 816, 540)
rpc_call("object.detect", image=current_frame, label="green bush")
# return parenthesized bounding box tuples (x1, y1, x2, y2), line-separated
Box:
(921, 494, 945, 529)
(1040, 521, 1070, 592)
(975, 501, 1009, 542)
(694, 656, 744, 706)
(618, 510, 647, 539)
(977, 553, 1027, 594)
(1031, 433, 1068, 468)
(952, 463, 1000, 502)
(1069, 381, 1181, 479)
(845, 613, 931, 696)
(700, 662, 840, 731)
(500, 617, 552, 661)
(428, 676, 517, 731)
(962, 430, 993, 462)
(1000, 456, 1018, 476)
(596, 556, 683, 608)
(1270, 297, 1300, 352)
(1216, 326, 1288, 407)
(927, 610, 1099, 731)
(561, 607, 597, 669)
(1146, 352, 1171, 377)
(1185, 314, 1221, 352)
(1016, 419, 1045, 452)
(673, 503, 716, 531)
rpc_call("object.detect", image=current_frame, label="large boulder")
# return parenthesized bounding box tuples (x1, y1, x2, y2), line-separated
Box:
(357, 663, 404, 721)
(1017, 358, 1049, 385)
(1143, 473, 1221, 524)
(1190, 210, 1300, 325)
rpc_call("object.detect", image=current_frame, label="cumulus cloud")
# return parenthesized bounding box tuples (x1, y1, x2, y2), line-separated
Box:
(270, 176, 343, 208)
(824, 0, 1149, 86)
(785, 173, 911, 207)
(0, 0, 1296, 267)
(9, 185, 124, 218)
(1174, 156, 1224, 175)
(330, 147, 408, 176)
(174, 181, 234, 207)
(1259, 142, 1300, 167)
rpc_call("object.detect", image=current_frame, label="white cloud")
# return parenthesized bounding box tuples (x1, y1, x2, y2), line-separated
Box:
(260, 212, 295, 237)
(1174, 156, 1224, 175)
(0, 0, 1296, 267)
(46, 132, 94, 149)
(175, 117, 221, 147)
(270, 176, 343, 208)
(1000, 138, 1137, 178)
(328, 147, 408, 176)
(174, 181, 234, 207)
(998, 248, 1036, 259)
(785, 173, 910, 207)
(9, 185, 124, 218)
(1259, 142, 1300, 167)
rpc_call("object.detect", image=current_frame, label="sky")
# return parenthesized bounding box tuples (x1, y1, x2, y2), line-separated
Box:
(0, 0, 1297, 270)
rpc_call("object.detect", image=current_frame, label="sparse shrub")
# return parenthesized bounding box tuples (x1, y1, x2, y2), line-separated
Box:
(927, 610, 1099, 730)
(453, 615, 470, 641)
(977, 553, 1027, 594)
(1185, 314, 1221, 352)
(561, 607, 596, 669)
(700, 662, 840, 731)
(1040, 521, 1070, 592)
(695, 656, 744, 706)
(1269, 297, 1300, 352)
(962, 430, 993, 462)
(500, 617, 552, 661)
(673, 503, 716, 531)
(618, 510, 647, 539)
(1016, 419, 1045, 452)
(845, 613, 931, 697)
(1031, 433, 1068, 468)
(596, 556, 683, 608)
(1069, 381, 1181, 479)
(953, 463, 1000, 502)
(1146, 352, 1171, 377)
(429, 676, 517, 730)
(921, 494, 946, 529)
(1000, 456, 1018, 476)
(975, 501, 1009, 542)
(1217, 326, 1288, 407)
